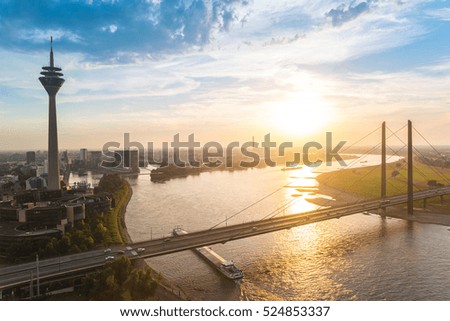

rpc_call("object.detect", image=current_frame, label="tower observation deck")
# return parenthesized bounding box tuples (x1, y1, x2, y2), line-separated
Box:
(39, 37, 65, 190)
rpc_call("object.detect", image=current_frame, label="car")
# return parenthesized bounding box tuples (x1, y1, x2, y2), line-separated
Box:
(104, 248, 111, 253)
(136, 248, 145, 252)
(126, 246, 132, 251)
(164, 238, 171, 242)
(105, 255, 115, 261)
(117, 250, 125, 254)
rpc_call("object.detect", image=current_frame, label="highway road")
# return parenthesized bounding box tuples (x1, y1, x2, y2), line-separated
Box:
(1, 185, 450, 292)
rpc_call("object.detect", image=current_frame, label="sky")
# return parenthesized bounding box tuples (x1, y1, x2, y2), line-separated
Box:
(0, 0, 450, 151)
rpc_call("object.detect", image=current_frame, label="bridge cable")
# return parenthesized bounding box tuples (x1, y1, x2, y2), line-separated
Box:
(341, 125, 381, 153)
(208, 184, 286, 230)
(209, 126, 384, 229)
(303, 125, 413, 214)
(386, 179, 406, 194)
(406, 128, 450, 183)
(386, 127, 438, 190)
(264, 124, 445, 223)
(212, 124, 411, 231)
(412, 146, 450, 184)
(413, 126, 450, 165)
(225, 124, 414, 236)
(387, 125, 450, 187)
(393, 128, 450, 184)
(317, 125, 408, 204)
(385, 145, 424, 191)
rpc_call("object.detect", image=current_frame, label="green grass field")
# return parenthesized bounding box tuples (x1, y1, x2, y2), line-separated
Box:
(317, 160, 450, 201)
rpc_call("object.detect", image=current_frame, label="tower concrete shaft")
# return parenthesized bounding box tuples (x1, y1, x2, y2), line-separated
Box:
(39, 37, 65, 190)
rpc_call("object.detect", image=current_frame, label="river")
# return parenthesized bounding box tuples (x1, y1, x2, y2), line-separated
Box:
(71, 155, 450, 300)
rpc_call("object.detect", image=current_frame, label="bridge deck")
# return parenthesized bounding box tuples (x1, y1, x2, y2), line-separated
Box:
(1, 186, 450, 291)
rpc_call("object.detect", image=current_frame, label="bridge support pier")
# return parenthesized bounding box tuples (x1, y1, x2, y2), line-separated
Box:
(423, 198, 427, 209)
(440, 195, 444, 205)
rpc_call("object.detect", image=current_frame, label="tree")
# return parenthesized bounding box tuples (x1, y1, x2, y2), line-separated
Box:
(110, 256, 132, 285)
(93, 222, 108, 244)
(58, 234, 72, 255)
(81, 257, 158, 300)
(40, 237, 59, 258)
(125, 269, 158, 300)
(98, 174, 124, 194)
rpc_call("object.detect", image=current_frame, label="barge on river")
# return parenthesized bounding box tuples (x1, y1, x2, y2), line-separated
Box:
(172, 227, 244, 280)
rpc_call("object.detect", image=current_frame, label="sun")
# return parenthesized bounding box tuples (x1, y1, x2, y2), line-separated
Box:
(272, 93, 333, 137)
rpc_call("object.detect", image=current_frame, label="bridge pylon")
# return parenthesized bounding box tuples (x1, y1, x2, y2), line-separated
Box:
(381, 121, 387, 215)
(407, 120, 414, 215)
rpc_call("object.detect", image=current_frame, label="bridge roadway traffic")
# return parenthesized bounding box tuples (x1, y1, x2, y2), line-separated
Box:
(1, 186, 450, 292)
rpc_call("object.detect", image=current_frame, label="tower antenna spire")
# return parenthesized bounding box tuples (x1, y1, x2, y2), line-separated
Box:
(50, 36, 54, 68)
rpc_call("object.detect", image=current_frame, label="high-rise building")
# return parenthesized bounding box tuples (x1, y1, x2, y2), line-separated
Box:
(124, 150, 139, 169)
(80, 148, 88, 163)
(26, 151, 36, 164)
(39, 37, 64, 190)
(43, 160, 49, 175)
(89, 151, 102, 168)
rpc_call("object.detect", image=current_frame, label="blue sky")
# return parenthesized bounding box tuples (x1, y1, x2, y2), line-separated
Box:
(0, 0, 450, 150)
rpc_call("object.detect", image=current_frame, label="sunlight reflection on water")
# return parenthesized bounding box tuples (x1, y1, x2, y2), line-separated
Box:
(79, 155, 450, 300)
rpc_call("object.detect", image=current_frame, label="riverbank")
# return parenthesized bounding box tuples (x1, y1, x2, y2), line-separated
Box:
(315, 162, 450, 226)
(118, 178, 186, 301)
(119, 180, 133, 244)
(97, 174, 132, 244)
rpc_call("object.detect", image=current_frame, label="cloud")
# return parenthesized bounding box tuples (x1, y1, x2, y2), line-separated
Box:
(0, 0, 250, 60)
(102, 24, 118, 33)
(426, 7, 450, 21)
(417, 57, 450, 73)
(326, 1, 372, 26)
(1, 0, 450, 148)
(17, 28, 82, 43)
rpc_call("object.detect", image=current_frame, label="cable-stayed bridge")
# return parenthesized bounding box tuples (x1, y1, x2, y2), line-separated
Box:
(2, 120, 450, 297)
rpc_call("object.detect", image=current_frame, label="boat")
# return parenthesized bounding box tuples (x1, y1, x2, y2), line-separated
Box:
(172, 227, 244, 280)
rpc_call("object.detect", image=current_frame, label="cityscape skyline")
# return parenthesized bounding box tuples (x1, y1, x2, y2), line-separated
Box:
(0, 1, 450, 151)
(1, 1, 450, 305)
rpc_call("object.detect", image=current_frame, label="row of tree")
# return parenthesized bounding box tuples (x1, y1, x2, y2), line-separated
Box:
(82, 256, 158, 300)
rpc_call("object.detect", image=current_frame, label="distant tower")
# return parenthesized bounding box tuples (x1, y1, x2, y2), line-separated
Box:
(26, 151, 36, 164)
(80, 148, 88, 163)
(39, 37, 65, 190)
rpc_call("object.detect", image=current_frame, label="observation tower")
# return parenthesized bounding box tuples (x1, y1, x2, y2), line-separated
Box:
(39, 37, 65, 190)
